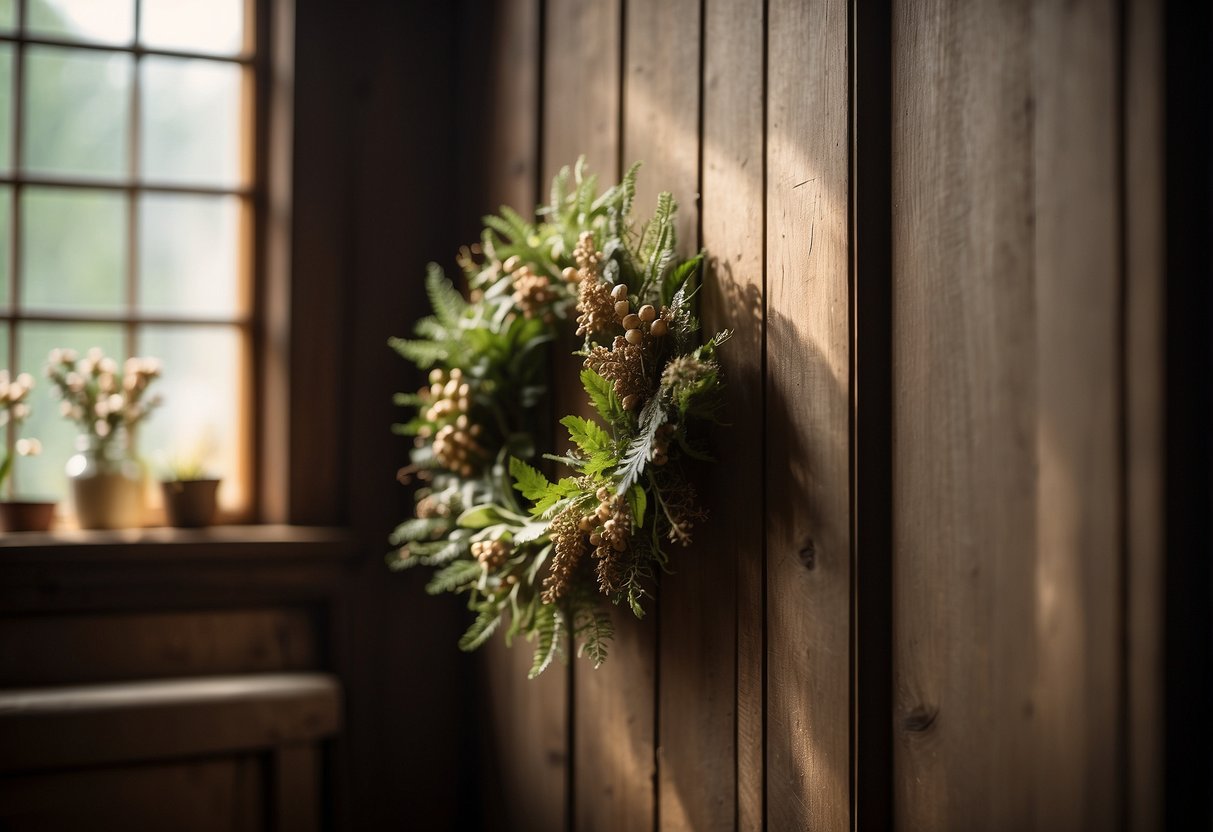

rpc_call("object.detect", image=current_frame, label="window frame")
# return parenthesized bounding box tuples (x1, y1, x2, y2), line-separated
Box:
(0, 0, 266, 524)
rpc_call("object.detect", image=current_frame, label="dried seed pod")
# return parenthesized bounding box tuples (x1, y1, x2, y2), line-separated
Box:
(625, 329, 643, 345)
(611, 283, 628, 301)
(614, 300, 630, 317)
(638, 304, 657, 322)
(622, 313, 641, 330)
(649, 319, 669, 337)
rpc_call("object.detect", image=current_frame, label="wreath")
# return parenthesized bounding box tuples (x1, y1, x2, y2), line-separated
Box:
(388, 160, 729, 676)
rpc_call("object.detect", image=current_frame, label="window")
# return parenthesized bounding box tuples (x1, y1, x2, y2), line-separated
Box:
(0, 0, 256, 520)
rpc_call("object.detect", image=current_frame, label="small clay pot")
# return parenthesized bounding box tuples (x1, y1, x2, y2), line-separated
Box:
(0, 501, 57, 533)
(161, 479, 221, 528)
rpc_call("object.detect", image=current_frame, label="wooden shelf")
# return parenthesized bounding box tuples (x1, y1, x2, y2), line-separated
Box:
(0, 525, 360, 564)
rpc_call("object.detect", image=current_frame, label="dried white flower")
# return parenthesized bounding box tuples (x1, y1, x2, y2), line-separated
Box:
(15, 438, 41, 457)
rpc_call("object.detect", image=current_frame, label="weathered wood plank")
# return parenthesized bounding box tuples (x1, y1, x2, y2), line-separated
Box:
(1125, 0, 1163, 826)
(765, 0, 851, 829)
(1031, 0, 1122, 828)
(542, 4, 654, 832)
(697, 1, 765, 830)
(470, 5, 570, 832)
(625, 0, 726, 827)
(0, 608, 318, 686)
(890, 0, 1036, 827)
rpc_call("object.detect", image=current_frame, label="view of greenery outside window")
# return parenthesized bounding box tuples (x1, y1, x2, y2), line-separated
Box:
(0, 0, 254, 520)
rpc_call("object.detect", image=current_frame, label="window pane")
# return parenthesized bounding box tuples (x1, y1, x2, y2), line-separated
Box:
(0, 0, 14, 32)
(14, 322, 125, 502)
(140, 57, 243, 187)
(137, 325, 245, 511)
(24, 47, 132, 178)
(138, 194, 243, 317)
(140, 0, 245, 56)
(0, 44, 12, 174)
(21, 187, 126, 313)
(28, 0, 135, 46)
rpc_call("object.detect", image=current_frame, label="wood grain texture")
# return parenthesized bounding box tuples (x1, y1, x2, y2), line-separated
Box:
(1125, 0, 1163, 826)
(471, 8, 570, 824)
(540, 4, 647, 832)
(0, 673, 341, 772)
(765, 0, 851, 829)
(0, 608, 317, 686)
(891, 0, 1037, 828)
(620, 1, 711, 830)
(664, 0, 764, 830)
(543, 0, 621, 181)
(1031, 0, 1122, 828)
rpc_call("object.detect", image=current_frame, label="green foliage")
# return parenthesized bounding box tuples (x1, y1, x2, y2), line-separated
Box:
(389, 158, 730, 676)
(425, 560, 483, 595)
(616, 396, 669, 495)
(459, 608, 502, 652)
(509, 457, 552, 502)
(528, 602, 563, 679)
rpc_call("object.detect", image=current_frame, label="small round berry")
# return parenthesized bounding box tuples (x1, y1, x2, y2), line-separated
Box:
(611, 284, 628, 300)
(625, 329, 643, 345)
(649, 319, 669, 337)
(638, 304, 657, 322)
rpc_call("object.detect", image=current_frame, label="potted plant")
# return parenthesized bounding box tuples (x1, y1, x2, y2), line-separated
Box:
(160, 456, 221, 529)
(46, 348, 163, 530)
(0, 371, 56, 532)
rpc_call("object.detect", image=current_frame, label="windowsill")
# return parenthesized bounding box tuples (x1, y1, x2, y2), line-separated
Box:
(0, 524, 360, 563)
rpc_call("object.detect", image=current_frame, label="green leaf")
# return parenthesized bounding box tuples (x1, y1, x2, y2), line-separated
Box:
(388, 337, 447, 368)
(616, 397, 669, 494)
(389, 517, 443, 545)
(509, 456, 552, 502)
(529, 603, 563, 679)
(532, 477, 583, 516)
(661, 252, 703, 307)
(458, 608, 502, 652)
(425, 560, 483, 595)
(627, 485, 647, 529)
(457, 504, 526, 529)
(572, 596, 614, 669)
(425, 263, 468, 329)
(581, 368, 625, 426)
(561, 415, 612, 456)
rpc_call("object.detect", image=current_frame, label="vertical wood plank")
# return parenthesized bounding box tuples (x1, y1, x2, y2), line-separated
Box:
(614, 1, 729, 830)
(1125, 0, 1163, 828)
(471, 8, 570, 828)
(273, 744, 320, 832)
(541, 3, 628, 831)
(1032, 0, 1122, 828)
(765, 0, 851, 829)
(890, 0, 1036, 828)
(699, 1, 765, 830)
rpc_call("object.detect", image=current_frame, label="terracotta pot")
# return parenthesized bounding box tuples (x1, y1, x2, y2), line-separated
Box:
(0, 501, 57, 533)
(161, 479, 220, 528)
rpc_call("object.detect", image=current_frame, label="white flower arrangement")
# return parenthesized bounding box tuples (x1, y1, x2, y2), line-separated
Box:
(0, 370, 42, 495)
(45, 348, 163, 444)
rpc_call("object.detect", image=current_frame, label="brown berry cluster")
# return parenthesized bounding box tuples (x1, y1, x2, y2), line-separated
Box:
(573, 231, 618, 337)
(542, 504, 588, 603)
(611, 283, 671, 343)
(649, 423, 676, 466)
(584, 335, 649, 411)
(580, 486, 632, 593)
(504, 255, 557, 322)
(471, 538, 511, 570)
(416, 368, 488, 477)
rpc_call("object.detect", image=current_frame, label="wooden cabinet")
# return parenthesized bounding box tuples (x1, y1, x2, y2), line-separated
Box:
(0, 527, 352, 832)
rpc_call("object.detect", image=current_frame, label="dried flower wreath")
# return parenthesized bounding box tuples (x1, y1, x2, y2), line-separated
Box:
(388, 160, 729, 677)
